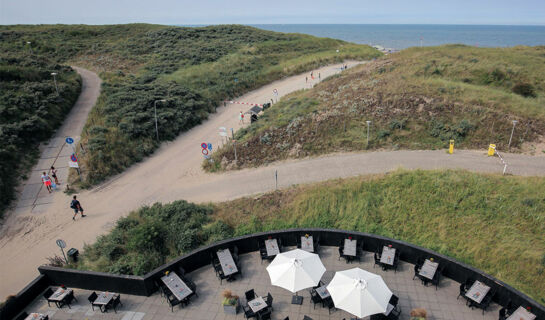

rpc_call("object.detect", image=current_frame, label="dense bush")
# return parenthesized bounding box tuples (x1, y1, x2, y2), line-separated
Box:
(512, 82, 537, 98)
(0, 54, 81, 217)
(1, 24, 381, 185)
(76, 200, 233, 275)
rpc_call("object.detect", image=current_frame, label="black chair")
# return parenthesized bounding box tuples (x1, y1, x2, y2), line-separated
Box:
(338, 246, 345, 261)
(161, 285, 173, 300)
(43, 288, 54, 307)
(470, 288, 496, 315)
(373, 251, 381, 268)
(59, 290, 76, 309)
(184, 276, 198, 297)
(498, 300, 514, 320)
(242, 304, 256, 319)
(258, 306, 272, 320)
(178, 266, 186, 277)
(412, 264, 420, 280)
(245, 289, 256, 302)
(388, 294, 401, 319)
(14, 312, 28, 320)
(392, 251, 400, 273)
(303, 316, 314, 320)
(88, 292, 98, 311)
(323, 296, 336, 314)
(457, 281, 469, 300)
(265, 292, 273, 310)
(167, 294, 181, 312)
(389, 294, 399, 306)
(430, 264, 445, 290)
(310, 290, 321, 309)
(110, 295, 122, 313)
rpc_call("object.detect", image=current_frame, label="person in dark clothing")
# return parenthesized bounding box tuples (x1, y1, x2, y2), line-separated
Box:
(70, 195, 86, 220)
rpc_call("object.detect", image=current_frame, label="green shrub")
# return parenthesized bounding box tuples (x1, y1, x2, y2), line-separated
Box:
(512, 82, 536, 98)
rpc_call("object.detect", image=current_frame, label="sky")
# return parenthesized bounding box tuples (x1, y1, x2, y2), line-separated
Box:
(1, 0, 544, 25)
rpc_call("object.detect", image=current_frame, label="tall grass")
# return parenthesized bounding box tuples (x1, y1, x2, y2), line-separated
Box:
(207, 45, 545, 170)
(213, 170, 545, 303)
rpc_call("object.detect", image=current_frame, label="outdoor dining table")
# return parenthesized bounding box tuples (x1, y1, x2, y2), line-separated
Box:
(506, 306, 536, 320)
(248, 296, 268, 313)
(93, 291, 116, 306)
(301, 236, 314, 252)
(380, 246, 396, 265)
(265, 239, 280, 256)
(216, 248, 239, 276)
(315, 285, 330, 299)
(343, 239, 357, 256)
(48, 287, 73, 307)
(24, 313, 48, 320)
(419, 259, 439, 280)
(161, 272, 193, 301)
(465, 280, 490, 304)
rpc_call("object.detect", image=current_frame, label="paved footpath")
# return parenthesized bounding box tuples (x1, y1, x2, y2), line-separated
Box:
(1, 61, 544, 298)
(12, 67, 101, 216)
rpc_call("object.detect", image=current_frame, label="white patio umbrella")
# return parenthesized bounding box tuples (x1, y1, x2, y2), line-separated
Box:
(327, 268, 392, 319)
(266, 249, 326, 304)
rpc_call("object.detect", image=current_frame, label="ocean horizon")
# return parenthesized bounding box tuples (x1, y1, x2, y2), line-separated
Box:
(181, 24, 545, 50)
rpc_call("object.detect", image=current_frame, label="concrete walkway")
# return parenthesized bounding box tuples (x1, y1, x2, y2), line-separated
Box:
(11, 66, 101, 215)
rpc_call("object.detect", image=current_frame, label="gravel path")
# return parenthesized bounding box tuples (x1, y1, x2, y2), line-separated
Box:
(1, 61, 544, 298)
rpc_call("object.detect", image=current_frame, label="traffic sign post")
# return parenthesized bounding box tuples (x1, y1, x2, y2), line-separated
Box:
(56, 239, 68, 264)
(65, 137, 74, 144)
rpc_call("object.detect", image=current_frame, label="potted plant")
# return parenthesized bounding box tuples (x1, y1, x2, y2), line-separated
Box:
(222, 290, 240, 315)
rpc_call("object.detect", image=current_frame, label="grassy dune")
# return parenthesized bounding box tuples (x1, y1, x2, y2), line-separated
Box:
(2, 24, 380, 186)
(75, 170, 545, 304)
(206, 45, 545, 171)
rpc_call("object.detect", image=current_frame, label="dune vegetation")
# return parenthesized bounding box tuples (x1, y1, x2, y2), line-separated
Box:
(0, 50, 81, 217)
(0, 24, 381, 188)
(73, 169, 545, 304)
(206, 45, 545, 171)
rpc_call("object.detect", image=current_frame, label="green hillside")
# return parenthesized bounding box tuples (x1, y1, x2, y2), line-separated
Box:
(74, 170, 545, 304)
(1, 24, 381, 186)
(206, 45, 545, 171)
(0, 51, 81, 217)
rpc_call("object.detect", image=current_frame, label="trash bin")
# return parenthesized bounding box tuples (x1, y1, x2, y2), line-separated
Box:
(67, 248, 79, 263)
(251, 114, 258, 123)
(262, 102, 271, 110)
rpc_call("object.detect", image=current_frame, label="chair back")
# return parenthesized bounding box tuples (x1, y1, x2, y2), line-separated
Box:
(303, 316, 314, 320)
(43, 288, 53, 299)
(88, 292, 97, 303)
(245, 289, 255, 301)
(267, 292, 273, 306)
(178, 266, 186, 277)
(15, 312, 28, 320)
(389, 294, 399, 306)
(113, 295, 121, 308)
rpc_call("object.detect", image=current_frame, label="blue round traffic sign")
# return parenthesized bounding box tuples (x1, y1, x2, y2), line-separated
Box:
(201, 142, 207, 149)
(70, 154, 78, 162)
(66, 137, 74, 144)
(208, 143, 212, 151)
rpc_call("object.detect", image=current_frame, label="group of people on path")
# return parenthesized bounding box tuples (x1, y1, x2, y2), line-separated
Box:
(40, 166, 86, 220)
(305, 71, 321, 83)
(40, 166, 59, 193)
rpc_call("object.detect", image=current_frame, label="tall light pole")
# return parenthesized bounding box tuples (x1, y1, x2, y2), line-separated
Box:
(508, 120, 518, 150)
(154, 99, 166, 141)
(26, 41, 32, 54)
(366, 120, 372, 147)
(51, 73, 59, 95)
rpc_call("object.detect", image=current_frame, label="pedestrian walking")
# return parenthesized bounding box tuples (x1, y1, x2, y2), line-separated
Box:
(318, 73, 321, 81)
(305, 76, 308, 83)
(41, 172, 53, 193)
(238, 111, 244, 124)
(70, 195, 86, 220)
(50, 166, 59, 185)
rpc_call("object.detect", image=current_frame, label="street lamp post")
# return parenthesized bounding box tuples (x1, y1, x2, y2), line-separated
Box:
(508, 120, 518, 150)
(366, 120, 372, 147)
(26, 41, 32, 54)
(154, 99, 166, 141)
(51, 73, 59, 95)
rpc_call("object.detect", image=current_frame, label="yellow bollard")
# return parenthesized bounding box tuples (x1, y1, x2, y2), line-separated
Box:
(449, 140, 454, 154)
(488, 144, 496, 156)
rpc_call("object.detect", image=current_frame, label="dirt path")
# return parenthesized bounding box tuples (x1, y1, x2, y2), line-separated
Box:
(1, 61, 545, 298)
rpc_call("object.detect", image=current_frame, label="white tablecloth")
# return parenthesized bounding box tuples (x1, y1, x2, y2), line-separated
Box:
(300, 236, 314, 252)
(161, 273, 193, 300)
(248, 296, 268, 313)
(466, 280, 490, 304)
(506, 306, 536, 320)
(265, 239, 280, 256)
(343, 239, 357, 256)
(419, 259, 439, 280)
(217, 249, 239, 276)
(380, 246, 396, 265)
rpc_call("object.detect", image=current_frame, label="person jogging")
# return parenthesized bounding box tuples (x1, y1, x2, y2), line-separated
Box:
(70, 195, 86, 220)
(41, 172, 53, 193)
(238, 111, 244, 124)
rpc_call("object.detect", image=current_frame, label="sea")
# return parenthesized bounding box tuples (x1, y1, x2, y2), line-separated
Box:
(249, 24, 545, 50)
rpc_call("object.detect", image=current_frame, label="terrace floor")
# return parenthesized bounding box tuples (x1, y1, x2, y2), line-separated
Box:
(22, 246, 501, 320)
